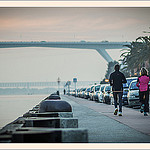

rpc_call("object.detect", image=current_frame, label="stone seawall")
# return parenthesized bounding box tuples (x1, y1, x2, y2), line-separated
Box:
(0, 93, 88, 143)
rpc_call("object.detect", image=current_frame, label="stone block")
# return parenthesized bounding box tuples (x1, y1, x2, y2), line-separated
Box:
(12, 127, 88, 143)
(23, 112, 73, 118)
(0, 135, 12, 143)
(39, 100, 72, 113)
(24, 117, 78, 128)
(44, 94, 61, 100)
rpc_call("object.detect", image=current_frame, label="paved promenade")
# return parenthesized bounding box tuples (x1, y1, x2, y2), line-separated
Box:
(62, 95, 150, 143)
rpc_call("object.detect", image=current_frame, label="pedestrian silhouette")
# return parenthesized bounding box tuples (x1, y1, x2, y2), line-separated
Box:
(64, 89, 66, 95)
(136, 67, 150, 116)
(109, 64, 127, 116)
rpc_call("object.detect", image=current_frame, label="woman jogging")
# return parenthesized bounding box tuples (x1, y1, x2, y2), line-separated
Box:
(136, 67, 150, 116)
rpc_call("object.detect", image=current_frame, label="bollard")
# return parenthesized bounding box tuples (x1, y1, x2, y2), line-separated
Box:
(39, 100, 72, 113)
(12, 127, 88, 143)
(44, 94, 61, 100)
(23, 112, 73, 118)
(0, 123, 24, 135)
(24, 117, 78, 128)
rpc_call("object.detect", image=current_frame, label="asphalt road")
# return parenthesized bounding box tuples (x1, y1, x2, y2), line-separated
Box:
(62, 95, 150, 143)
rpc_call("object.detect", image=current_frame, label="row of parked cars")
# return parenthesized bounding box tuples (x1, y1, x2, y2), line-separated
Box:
(68, 77, 150, 107)
(69, 83, 113, 104)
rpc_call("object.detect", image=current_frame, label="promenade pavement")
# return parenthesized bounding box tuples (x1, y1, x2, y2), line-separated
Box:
(62, 95, 150, 143)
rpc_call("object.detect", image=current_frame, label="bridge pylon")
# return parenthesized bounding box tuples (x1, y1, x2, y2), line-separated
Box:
(96, 49, 113, 62)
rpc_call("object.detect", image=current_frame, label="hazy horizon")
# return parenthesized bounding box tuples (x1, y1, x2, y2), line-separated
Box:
(0, 7, 150, 82)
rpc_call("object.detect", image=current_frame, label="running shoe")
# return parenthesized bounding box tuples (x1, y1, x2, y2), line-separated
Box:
(114, 108, 118, 115)
(144, 112, 148, 116)
(118, 112, 122, 116)
(140, 104, 144, 113)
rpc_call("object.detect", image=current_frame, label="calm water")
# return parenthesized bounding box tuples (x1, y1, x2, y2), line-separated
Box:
(0, 94, 48, 129)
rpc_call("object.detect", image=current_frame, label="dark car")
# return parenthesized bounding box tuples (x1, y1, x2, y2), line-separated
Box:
(122, 77, 138, 105)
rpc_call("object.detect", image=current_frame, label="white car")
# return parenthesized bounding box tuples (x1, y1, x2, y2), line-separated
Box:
(97, 84, 106, 103)
(92, 84, 101, 101)
(127, 80, 140, 107)
(103, 84, 113, 104)
(89, 85, 95, 100)
(84, 87, 90, 99)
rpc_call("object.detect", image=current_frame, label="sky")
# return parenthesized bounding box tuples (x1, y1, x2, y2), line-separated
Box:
(0, 7, 150, 83)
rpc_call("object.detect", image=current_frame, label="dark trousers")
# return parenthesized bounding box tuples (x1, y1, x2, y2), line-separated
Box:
(139, 90, 149, 112)
(113, 92, 123, 112)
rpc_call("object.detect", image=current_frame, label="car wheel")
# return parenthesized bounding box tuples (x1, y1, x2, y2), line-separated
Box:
(93, 96, 95, 101)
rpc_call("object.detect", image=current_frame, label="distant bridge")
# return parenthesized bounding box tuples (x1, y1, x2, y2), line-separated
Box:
(0, 41, 130, 62)
(0, 81, 100, 88)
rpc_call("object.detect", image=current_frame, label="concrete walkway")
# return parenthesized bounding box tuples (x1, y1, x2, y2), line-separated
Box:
(62, 95, 150, 143)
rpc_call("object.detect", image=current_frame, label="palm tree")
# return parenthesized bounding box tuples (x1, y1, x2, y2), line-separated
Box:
(120, 36, 150, 76)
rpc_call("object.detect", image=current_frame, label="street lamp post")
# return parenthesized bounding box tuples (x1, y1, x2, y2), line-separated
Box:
(73, 78, 77, 97)
(66, 81, 71, 95)
(57, 77, 60, 95)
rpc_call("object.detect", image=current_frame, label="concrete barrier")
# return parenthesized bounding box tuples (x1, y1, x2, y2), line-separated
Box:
(23, 112, 73, 118)
(44, 94, 61, 100)
(12, 127, 88, 143)
(39, 100, 72, 113)
(24, 117, 78, 128)
(0, 122, 24, 135)
(0, 135, 12, 143)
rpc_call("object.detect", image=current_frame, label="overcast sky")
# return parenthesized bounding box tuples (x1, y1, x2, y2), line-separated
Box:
(0, 7, 150, 83)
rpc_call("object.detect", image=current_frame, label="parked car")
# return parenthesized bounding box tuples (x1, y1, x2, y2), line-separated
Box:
(69, 89, 73, 96)
(89, 85, 95, 100)
(92, 84, 101, 101)
(97, 84, 106, 103)
(78, 88, 83, 97)
(84, 87, 91, 99)
(103, 84, 113, 104)
(72, 90, 76, 96)
(122, 77, 138, 105)
(76, 89, 80, 97)
(127, 80, 140, 107)
(80, 88, 86, 98)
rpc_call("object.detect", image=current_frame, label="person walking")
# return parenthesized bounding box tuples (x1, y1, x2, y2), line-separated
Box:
(109, 64, 127, 116)
(136, 67, 150, 116)
(64, 89, 66, 95)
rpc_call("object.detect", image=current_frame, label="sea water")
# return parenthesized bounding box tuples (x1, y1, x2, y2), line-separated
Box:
(0, 94, 48, 129)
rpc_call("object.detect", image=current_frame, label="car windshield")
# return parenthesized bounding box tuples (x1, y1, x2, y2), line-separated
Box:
(123, 78, 137, 88)
(100, 86, 105, 91)
(90, 86, 94, 91)
(87, 88, 90, 92)
(82, 88, 86, 91)
(95, 85, 100, 91)
(105, 86, 111, 91)
(130, 82, 139, 90)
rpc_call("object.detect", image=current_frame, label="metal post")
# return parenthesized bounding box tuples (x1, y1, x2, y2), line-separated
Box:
(57, 77, 60, 95)
(73, 78, 77, 97)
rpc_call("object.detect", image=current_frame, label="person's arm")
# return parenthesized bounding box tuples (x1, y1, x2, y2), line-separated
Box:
(122, 73, 127, 83)
(148, 76, 150, 87)
(136, 77, 140, 87)
(109, 73, 113, 86)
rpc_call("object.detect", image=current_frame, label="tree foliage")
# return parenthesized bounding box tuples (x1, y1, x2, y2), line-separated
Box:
(120, 35, 150, 76)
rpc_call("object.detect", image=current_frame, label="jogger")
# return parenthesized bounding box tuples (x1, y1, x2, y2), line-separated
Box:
(136, 67, 150, 116)
(109, 64, 127, 116)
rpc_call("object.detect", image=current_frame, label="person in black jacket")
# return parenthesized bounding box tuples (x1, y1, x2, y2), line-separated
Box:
(109, 64, 127, 116)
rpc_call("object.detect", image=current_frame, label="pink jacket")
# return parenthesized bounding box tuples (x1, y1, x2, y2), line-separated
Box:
(136, 75, 150, 92)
